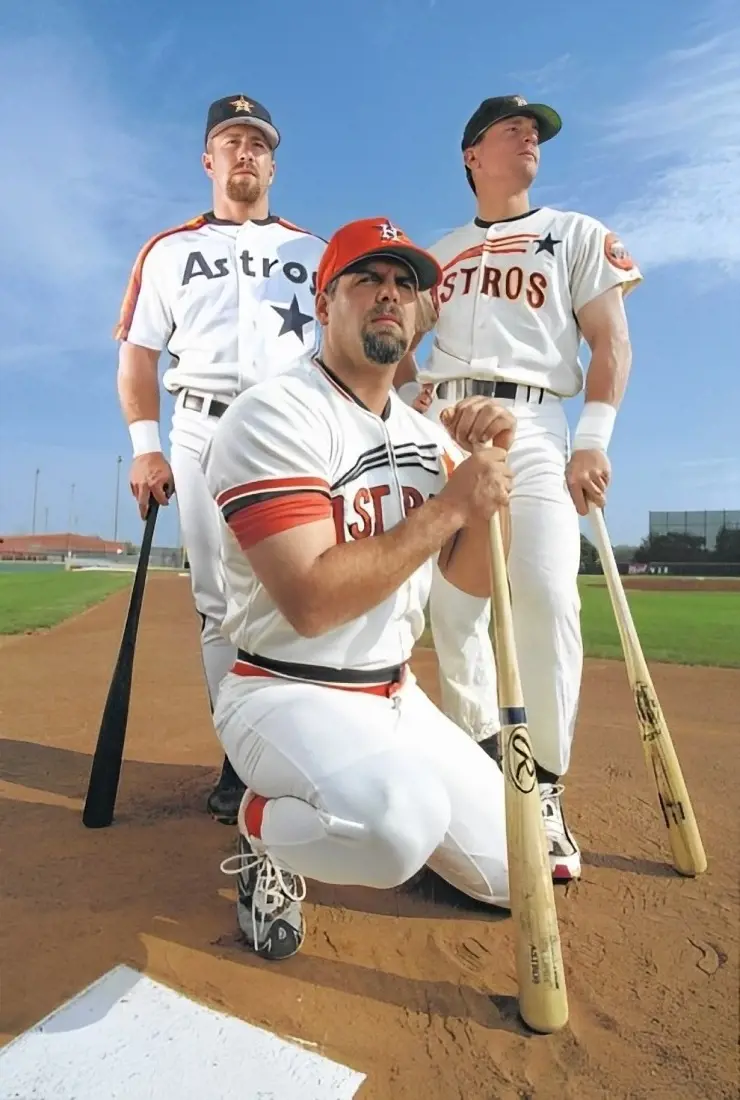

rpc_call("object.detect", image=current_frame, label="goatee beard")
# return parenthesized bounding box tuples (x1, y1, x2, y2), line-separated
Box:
(226, 176, 262, 203)
(362, 330, 406, 365)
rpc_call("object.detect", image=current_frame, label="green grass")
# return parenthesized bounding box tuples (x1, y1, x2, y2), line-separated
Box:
(578, 586, 740, 667)
(0, 571, 132, 634)
(418, 580, 740, 668)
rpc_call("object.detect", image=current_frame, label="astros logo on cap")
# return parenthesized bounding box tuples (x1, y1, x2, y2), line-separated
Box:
(377, 222, 403, 242)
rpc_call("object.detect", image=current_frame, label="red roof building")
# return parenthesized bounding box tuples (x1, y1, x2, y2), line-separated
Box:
(0, 533, 127, 559)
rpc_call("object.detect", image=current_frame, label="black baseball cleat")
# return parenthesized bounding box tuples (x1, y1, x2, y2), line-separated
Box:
(478, 731, 502, 770)
(206, 756, 246, 825)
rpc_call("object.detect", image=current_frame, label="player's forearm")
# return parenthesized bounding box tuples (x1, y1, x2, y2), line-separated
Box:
(573, 308, 632, 456)
(583, 331, 632, 409)
(295, 496, 464, 637)
(438, 508, 510, 597)
(117, 343, 161, 426)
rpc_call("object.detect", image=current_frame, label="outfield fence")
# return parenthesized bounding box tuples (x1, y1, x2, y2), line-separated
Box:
(581, 560, 740, 578)
(0, 547, 185, 570)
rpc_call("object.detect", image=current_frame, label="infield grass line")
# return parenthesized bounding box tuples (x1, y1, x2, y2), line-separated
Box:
(0, 572, 132, 634)
(417, 582, 740, 668)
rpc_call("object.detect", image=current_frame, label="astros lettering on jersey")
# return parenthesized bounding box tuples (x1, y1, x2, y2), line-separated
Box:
(419, 207, 642, 397)
(203, 357, 459, 678)
(115, 214, 326, 397)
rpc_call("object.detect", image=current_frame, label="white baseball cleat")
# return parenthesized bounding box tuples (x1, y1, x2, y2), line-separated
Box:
(540, 782, 582, 882)
(220, 796, 306, 960)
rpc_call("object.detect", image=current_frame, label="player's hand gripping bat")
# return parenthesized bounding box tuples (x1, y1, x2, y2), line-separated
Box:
(588, 504, 707, 876)
(82, 498, 160, 829)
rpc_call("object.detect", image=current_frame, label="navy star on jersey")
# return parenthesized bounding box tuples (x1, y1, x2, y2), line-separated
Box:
(535, 233, 561, 256)
(272, 295, 313, 342)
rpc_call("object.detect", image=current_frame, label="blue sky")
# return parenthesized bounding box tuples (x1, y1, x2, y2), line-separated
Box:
(1, 0, 738, 548)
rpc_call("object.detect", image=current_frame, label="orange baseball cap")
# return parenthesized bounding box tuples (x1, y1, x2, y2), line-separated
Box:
(316, 217, 442, 296)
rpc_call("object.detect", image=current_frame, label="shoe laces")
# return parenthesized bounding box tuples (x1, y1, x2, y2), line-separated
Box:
(221, 847, 306, 927)
(539, 783, 566, 835)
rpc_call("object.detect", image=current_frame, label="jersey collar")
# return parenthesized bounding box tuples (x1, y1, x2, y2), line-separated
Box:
(474, 207, 541, 229)
(203, 211, 281, 227)
(314, 357, 392, 422)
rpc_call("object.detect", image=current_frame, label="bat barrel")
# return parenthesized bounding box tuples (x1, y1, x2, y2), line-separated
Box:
(488, 512, 569, 1033)
(81, 500, 160, 829)
(588, 505, 707, 877)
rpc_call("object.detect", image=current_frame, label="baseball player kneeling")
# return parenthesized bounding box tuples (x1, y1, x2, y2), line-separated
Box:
(203, 217, 516, 959)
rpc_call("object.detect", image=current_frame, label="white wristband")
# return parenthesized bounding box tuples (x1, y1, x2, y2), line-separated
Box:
(129, 419, 162, 456)
(572, 402, 617, 454)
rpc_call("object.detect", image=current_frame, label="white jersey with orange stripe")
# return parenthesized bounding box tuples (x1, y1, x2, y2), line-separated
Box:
(202, 355, 460, 675)
(115, 213, 326, 399)
(417, 207, 642, 399)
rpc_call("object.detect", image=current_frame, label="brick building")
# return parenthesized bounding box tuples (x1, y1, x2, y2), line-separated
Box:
(0, 533, 126, 560)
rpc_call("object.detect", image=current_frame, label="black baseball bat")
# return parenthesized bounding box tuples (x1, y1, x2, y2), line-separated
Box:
(82, 498, 160, 828)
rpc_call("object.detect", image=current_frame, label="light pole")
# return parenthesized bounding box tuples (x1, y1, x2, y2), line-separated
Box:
(31, 467, 40, 534)
(44, 506, 49, 532)
(113, 455, 122, 542)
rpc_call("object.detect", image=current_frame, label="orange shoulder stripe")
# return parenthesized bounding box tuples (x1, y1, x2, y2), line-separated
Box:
(275, 217, 326, 242)
(228, 492, 332, 550)
(113, 214, 209, 341)
(442, 244, 484, 272)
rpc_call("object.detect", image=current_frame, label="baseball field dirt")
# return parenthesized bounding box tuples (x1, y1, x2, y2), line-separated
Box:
(1, 574, 738, 1099)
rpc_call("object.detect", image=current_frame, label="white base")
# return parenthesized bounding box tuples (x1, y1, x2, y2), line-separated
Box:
(0, 965, 365, 1099)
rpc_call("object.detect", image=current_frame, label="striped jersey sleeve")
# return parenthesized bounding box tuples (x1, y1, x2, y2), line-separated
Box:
(114, 215, 207, 345)
(204, 384, 333, 551)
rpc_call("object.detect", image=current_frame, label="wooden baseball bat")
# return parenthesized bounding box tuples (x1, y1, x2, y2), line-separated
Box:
(82, 498, 160, 829)
(488, 510, 569, 1033)
(588, 504, 707, 876)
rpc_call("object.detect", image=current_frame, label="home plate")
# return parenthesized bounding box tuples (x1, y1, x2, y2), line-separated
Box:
(0, 965, 365, 1099)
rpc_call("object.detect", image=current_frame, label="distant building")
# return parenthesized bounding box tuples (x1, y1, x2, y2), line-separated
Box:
(649, 510, 740, 552)
(0, 533, 126, 560)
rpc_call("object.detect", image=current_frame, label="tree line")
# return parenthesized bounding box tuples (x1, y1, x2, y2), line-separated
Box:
(580, 525, 740, 570)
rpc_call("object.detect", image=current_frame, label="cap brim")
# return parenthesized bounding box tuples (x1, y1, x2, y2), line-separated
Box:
(339, 246, 441, 292)
(471, 103, 562, 146)
(518, 103, 561, 142)
(206, 117, 280, 150)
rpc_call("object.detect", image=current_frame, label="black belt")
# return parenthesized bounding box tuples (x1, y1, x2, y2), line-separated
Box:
(435, 379, 546, 404)
(181, 391, 230, 418)
(236, 649, 405, 687)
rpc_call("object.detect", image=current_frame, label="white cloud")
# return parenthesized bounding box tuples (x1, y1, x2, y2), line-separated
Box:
(677, 457, 737, 470)
(504, 54, 572, 97)
(603, 21, 740, 276)
(0, 30, 187, 373)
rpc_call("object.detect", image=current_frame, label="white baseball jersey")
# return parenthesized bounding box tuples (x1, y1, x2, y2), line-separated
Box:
(115, 213, 326, 398)
(202, 356, 459, 676)
(418, 207, 642, 398)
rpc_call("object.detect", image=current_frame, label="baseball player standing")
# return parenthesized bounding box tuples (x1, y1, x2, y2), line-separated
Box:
(115, 95, 326, 824)
(397, 95, 642, 882)
(203, 217, 517, 959)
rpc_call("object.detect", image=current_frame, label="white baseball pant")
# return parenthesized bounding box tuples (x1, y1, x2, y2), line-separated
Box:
(169, 393, 236, 709)
(428, 388, 582, 778)
(214, 670, 510, 907)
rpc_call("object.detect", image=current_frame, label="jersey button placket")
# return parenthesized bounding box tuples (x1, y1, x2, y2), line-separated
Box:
(235, 224, 256, 390)
(381, 417, 409, 668)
